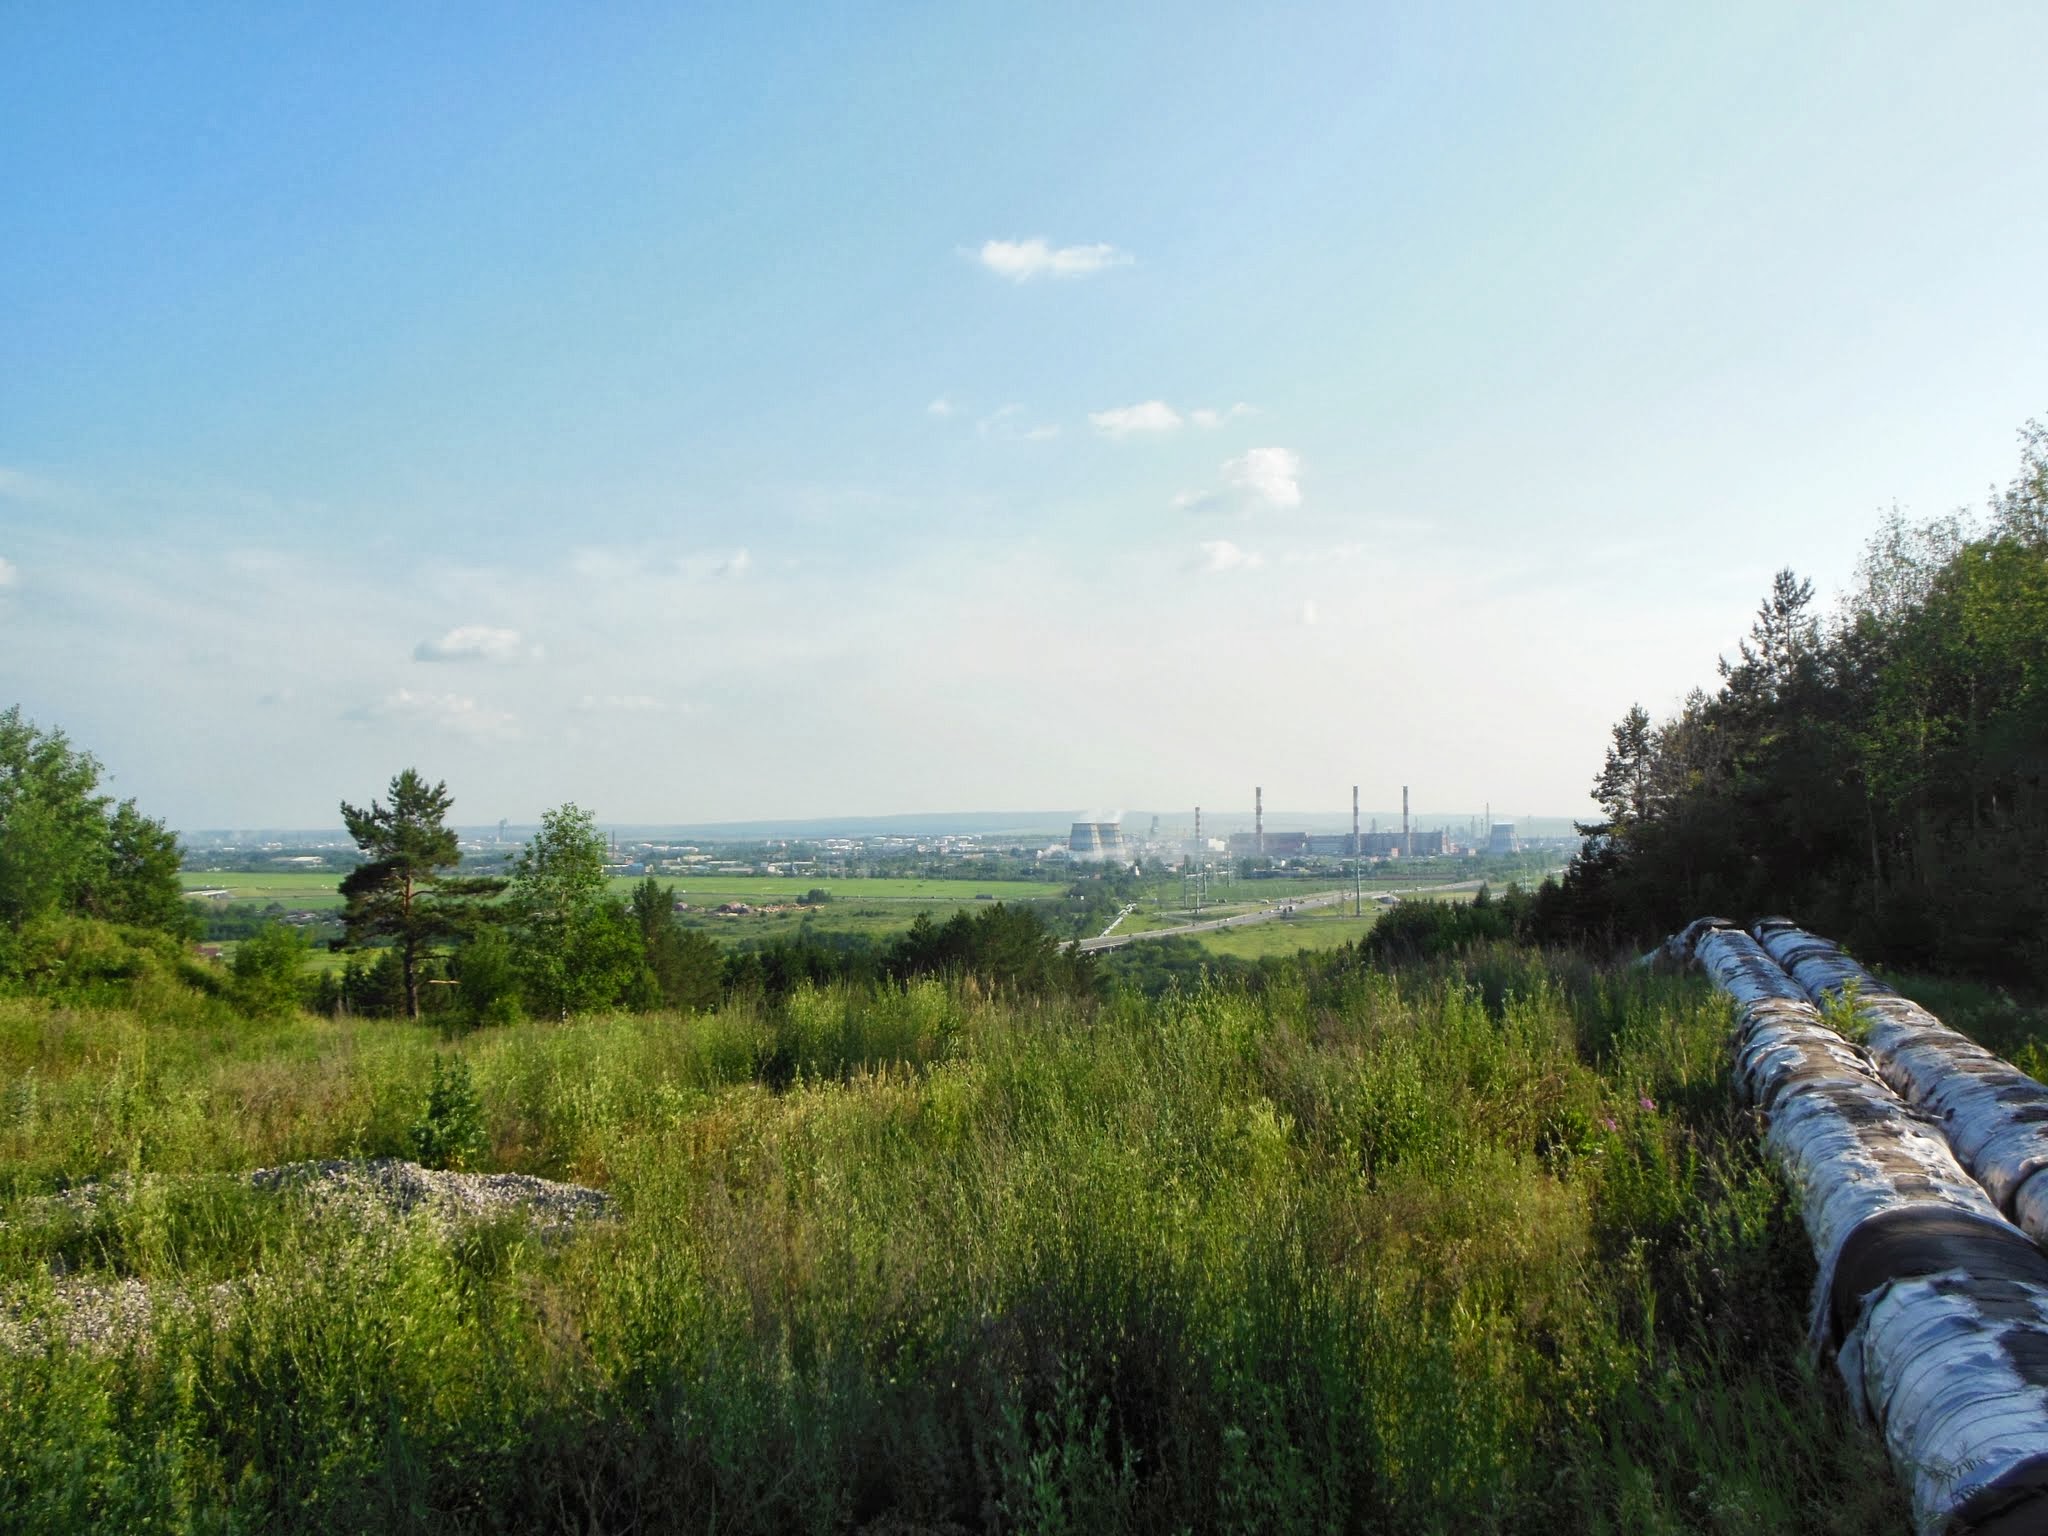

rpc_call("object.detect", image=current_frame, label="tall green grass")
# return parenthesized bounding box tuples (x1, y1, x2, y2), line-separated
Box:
(0, 954, 1906, 1532)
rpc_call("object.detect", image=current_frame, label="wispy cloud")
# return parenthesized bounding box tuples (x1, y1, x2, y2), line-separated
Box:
(977, 405, 1060, 442)
(976, 238, 1132, 282)
(1199, 539, 1265, 573)
(1300, 599, 1319, 626)
(575, 693, 669, 714)
(927, 396, 957, 418)
(350, 689, 517, 739)
(1092, 400, 1254, 438)
(412, 624, 534, 664)
(677, 547, 751, 581)
(1225, 447, 1302, 509)
(0, 556, 17, 589)
(1090, 401, 1182, 438)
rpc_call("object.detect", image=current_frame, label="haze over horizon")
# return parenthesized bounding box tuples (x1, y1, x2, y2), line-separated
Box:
(5, 5, 2045, 829)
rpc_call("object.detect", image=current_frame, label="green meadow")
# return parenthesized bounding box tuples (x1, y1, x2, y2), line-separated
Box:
(0, 948, 1917, 1532)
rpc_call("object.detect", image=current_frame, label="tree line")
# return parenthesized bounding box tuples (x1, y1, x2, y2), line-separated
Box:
(319, 769, 1092, 1023)
(1527, 420, 2048, 986)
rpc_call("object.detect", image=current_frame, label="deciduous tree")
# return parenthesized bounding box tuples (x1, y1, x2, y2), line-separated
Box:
(0, 705, 186, 934)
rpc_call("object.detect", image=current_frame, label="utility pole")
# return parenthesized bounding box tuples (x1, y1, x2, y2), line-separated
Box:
(1353, 784, 1362, 916)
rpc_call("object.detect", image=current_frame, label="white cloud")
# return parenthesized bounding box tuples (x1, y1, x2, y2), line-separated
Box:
(978, 405, 1060, 442)
(927, 396, 957, 418)
(1224, 447, 1303, 509)
(0, 556, 16, 588)
(355, 689, 516, 739)
(976, 238, 1132, 282)
(413, 624, 532, 664)
(1090, 401, 1182, 438)
(1199, 539, 1265, 573)
(1189, 403, 1257, 430)
(1300, 599, 1319, 626)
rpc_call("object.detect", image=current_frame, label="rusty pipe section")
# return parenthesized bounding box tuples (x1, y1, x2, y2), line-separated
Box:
(1682, 921, 2048, 1534)
(1754, 918, 2048, 1248)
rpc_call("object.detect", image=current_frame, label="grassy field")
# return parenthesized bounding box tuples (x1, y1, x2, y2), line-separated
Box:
(180, 871, 349, 910)
(186, 871, 1070, 964)
(0, 948, 1917, 1532)
(1186, 908, 1386, 959)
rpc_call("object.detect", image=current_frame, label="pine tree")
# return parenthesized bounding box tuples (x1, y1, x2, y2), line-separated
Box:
(339, 769, 504, 1018)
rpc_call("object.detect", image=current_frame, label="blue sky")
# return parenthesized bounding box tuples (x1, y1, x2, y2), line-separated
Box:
(3, 3, 2045, 829)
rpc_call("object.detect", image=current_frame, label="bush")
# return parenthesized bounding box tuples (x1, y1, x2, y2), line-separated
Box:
(453, 926, 521, 1029)
(410, 1054, 487, 1170)
(232, 922, 309, 1018)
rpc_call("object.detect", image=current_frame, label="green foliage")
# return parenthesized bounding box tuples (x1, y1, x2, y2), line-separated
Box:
(887, 900, 1094, 994)
(230, 922, 309, 1019)
(0, 952, 1914, 1532)
(451, 923, 521, 1028)
(0, 914, 221, 1008)
(631, 876, 721, 1012)
(510, 805, 654, 1017)
(1546, 419, 2048, 983)
(339, 769, 505, 1018)
(409, 1053, 487, 1170)
(0, 706, 187, 937)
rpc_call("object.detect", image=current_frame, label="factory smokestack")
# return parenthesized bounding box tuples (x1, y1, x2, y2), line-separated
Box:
(1254, 786, 1263, 856)
(1403, 785, 1411, 859)
(1352, 785, 1360, 856)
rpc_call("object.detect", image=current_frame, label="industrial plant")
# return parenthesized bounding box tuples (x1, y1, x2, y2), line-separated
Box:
(1054, 786, 1552, 869)
(1067, 821, 1128, 861)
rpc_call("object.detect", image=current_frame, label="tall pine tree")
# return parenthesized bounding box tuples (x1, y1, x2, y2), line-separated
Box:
(339, 769, 503, 1018)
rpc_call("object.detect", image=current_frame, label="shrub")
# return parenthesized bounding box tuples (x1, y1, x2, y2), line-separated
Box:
(410, 1054, 487, 1170)
(232, 922, 310, 1019)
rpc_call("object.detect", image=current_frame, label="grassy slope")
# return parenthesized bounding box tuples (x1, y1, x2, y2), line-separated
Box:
(0, 950, 1914, 1533)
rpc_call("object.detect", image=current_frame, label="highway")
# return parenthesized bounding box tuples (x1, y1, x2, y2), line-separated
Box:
(1076, 880, 1485, 953)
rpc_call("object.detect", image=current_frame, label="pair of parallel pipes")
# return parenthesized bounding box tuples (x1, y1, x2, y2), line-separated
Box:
(1671, 918, 2048, 1535)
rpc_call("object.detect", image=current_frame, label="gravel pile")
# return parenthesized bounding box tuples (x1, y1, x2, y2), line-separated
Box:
(0, 1277, 238, 1354)
(246, 1158, 613, 1238)
(3, 1160, 613, 1354)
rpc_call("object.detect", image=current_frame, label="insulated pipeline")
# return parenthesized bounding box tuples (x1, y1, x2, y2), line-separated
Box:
(1754, 919, 2048, 1246)
(1685, 922, 2048, 1535)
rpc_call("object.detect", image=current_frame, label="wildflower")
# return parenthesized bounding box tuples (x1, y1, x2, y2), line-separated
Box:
(1639, 1096, 1656, 1113)
(1599, 1116, 1619, 1133)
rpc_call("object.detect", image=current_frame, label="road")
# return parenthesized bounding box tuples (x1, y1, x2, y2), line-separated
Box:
(1076, 880, 1487, 953)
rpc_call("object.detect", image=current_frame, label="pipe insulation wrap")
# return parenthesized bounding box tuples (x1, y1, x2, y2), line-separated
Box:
(1696, 928, 2013, 1343)
(1852, 1274, 2048, 1535)
(1686, 923, 2048, 1534)
(1754, 920, 2048, 1237)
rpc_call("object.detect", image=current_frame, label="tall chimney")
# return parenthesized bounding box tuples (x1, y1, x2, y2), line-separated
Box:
(1254, 786, 1263, 856)
(1402, 785, 1411, 859)
(1352, 785, 1360, 856)
(1194, 805, 1201, 853)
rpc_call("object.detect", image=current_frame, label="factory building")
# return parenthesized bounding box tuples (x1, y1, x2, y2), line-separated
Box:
(1068, 821, 1126, 861)
(1225, 827, 1448, 860)
(1486, 823, 1520, 856)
